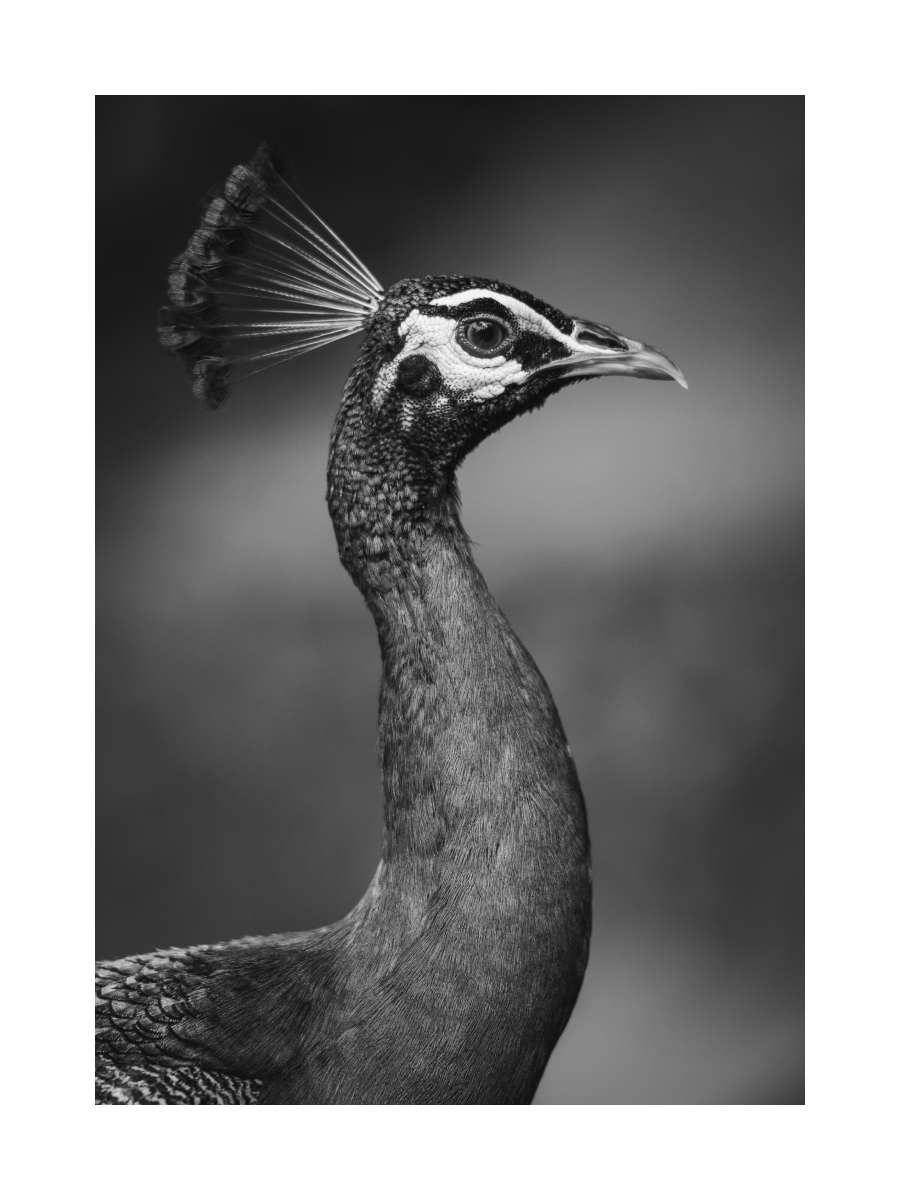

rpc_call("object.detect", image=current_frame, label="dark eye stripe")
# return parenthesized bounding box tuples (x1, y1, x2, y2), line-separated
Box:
(421, 297, 518, 326)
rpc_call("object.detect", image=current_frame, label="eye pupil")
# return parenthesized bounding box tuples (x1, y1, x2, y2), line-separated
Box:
(464, 319, 505, 353)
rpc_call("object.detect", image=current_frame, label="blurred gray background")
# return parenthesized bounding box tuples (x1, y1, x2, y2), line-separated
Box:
(96, 96, 803, 1103)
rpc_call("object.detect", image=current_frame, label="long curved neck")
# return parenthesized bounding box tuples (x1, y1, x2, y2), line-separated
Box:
(372, 515, 585, 865)
(328, 414, 590, 940)
(321, 462, 591, 1101)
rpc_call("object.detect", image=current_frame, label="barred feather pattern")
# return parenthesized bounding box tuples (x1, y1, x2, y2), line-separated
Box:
(95, 944, 265, 1105)
(95, 1060, 261, 1105)
(158, 144, 383, 410)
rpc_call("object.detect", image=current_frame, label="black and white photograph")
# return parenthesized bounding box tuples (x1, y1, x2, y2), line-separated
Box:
(94, 96, 804, 1107)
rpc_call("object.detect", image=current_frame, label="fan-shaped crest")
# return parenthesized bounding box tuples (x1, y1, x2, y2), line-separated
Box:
(159, 145, 384, 410)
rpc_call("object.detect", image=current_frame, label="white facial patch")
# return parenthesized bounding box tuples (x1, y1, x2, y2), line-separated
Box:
(371, 361, 398, 410)
(392, 308, 527, 403)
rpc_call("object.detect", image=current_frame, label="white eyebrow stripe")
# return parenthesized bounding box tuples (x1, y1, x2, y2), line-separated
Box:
(431, 288, 520, 309)
(430, 288, 581, 353)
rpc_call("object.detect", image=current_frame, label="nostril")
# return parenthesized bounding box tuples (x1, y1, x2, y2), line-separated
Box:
(576, 328, 627, 351)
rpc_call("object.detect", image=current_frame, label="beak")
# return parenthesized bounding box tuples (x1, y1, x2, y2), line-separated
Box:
(536, 317, 688, 389)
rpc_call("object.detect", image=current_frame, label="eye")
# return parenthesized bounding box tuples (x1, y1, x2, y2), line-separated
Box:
(457, 317, 510, 358)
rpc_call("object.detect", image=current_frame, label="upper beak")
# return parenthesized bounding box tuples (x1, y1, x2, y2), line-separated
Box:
(536, 317, 688, 389)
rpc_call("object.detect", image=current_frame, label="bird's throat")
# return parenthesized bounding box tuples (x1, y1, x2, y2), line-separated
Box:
(350, 490, 591, 948)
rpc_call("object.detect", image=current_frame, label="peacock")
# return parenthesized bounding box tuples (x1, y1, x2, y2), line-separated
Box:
(95, 145, 686, 1104)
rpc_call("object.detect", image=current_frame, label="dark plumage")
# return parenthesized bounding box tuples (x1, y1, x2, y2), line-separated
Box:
(96, 148, 685, 1104)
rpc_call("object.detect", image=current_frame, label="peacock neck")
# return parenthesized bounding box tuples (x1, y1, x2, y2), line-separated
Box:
(326, 485, 592, 1106)
(340, 479, 590, 924)
(274, 452, 591, 1102)
(327, 411, 591, 1033)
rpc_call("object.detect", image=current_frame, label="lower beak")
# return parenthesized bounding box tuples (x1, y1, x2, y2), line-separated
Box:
(536, 318, 688, 389)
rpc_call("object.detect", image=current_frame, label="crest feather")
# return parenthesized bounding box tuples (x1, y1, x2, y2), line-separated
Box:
(159, 145, 384, 410)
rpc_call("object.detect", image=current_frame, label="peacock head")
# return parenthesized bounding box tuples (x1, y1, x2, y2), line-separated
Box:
(344, 273, 685, 476)
(159, 145, 686, 545)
